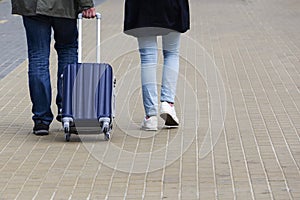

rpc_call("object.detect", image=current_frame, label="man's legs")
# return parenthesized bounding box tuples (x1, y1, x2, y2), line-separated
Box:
(23, 16, 53, 129)
(52, 17, 78, 120)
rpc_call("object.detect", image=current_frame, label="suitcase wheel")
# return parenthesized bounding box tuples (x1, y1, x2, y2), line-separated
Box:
(64, 127, 71, 142)
(65, 133, 71, 142)
(104, 132, 110, 141)
(101, 120, 111, 141)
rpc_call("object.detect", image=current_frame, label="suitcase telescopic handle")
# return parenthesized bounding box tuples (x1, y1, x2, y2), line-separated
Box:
(77, 13, 101, 64)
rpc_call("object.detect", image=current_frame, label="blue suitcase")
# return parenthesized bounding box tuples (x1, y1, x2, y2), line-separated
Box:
(61, 13, 115, 141)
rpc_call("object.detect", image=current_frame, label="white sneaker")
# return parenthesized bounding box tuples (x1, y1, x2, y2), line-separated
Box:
(141, 116, 158, 131)
(160, 102, 179, 127)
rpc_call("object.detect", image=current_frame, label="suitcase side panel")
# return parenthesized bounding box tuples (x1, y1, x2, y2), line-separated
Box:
(96, 64, 113, 118)
(62, 63, 78, 118)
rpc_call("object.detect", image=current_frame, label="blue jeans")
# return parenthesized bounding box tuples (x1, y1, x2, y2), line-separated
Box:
(138, 32, 181, 117)
(23, 15, 78, 125)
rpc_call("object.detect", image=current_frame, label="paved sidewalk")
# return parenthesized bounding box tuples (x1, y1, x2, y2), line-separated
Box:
(0, 0, 299, 199)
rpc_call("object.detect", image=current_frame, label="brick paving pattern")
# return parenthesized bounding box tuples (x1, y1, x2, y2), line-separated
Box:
(0, 0, 299, 199)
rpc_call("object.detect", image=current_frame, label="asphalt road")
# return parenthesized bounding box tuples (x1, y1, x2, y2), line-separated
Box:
(0, 0, 108, 80)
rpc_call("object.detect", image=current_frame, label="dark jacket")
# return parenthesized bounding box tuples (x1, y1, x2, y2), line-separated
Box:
(124, 0, 190, 37)
(11, 0, 94, 19)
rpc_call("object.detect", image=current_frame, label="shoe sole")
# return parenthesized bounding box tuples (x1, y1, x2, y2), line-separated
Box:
(33, 130, 49, 136)
(160, 113, 179, 127)
(70, 126, 78, 134)
(141, 126, 158, 131)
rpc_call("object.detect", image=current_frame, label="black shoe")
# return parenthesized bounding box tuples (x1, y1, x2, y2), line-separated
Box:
(33, 123, 49, 136)
(56, 109, 62, 122)
(70, 122, 78, 134)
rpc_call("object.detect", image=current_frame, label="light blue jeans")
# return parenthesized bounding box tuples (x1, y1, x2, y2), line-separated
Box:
(138, 32, 181, 117)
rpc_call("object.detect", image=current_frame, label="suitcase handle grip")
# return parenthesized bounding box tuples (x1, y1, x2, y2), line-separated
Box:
(77, 12, 101, 63)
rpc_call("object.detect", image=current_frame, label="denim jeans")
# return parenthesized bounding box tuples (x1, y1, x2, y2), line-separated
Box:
(23, 15, 78, 125)
(137, 32, 181, 117)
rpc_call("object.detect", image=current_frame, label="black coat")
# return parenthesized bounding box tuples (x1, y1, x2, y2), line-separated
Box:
(124, 0, 190, 37)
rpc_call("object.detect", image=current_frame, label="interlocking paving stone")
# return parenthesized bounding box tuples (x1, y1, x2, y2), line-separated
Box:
(0, 0, 299, 199)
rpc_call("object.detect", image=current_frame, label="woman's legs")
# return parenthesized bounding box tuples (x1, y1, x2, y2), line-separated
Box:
(161, 32, 181, 103)
(137, 36, 158, 117)
(137, 32, 181, 128)
(160, 32, 181, 126)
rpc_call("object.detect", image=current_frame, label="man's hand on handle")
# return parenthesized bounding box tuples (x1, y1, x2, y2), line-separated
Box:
(82, 7, 96, 18)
